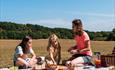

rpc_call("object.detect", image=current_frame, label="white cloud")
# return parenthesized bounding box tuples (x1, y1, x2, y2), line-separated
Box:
(66, 11, 115, 31)
(20, 11, 115, 31)
(24, 15, 114, 31)
(83, 18, 115, 31)
(67, 11, 115, 18)
(27, 19, 72, 29)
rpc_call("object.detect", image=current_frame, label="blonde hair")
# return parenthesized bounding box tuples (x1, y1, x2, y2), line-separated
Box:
(47, 34, 59, 51)
(47, 34, 61, 64)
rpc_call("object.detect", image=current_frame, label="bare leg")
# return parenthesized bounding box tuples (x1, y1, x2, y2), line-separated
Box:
(16, 57, 37, 69)
(71, 57, 84, 67)
(16, 58, 29, 67)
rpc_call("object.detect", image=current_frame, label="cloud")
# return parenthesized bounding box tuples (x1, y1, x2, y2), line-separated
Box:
(83, 18, 115, 31)
(26, 17, 114, 32)
(28, 19, 72, 29)
(15, 11, 114, 31)
(67, 11, 115, 18)
(64, 11, 115, 31)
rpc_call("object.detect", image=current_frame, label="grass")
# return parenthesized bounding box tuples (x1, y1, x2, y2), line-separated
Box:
(0, 39, 114, 67)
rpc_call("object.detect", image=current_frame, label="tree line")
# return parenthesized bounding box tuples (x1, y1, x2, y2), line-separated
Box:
(0, 21, 115, 41)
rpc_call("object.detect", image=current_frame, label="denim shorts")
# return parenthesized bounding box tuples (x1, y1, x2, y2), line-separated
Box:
(82, 56, 92, 63)
(70, 54, 92, 64)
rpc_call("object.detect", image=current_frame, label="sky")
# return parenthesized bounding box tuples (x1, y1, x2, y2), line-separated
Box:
(0, 0, 115, 31)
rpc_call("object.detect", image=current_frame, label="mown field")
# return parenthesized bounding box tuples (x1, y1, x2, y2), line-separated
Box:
(0, 39, 115, 67)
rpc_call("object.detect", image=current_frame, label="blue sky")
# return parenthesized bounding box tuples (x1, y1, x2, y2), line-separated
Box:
(0, 0, 115, 31)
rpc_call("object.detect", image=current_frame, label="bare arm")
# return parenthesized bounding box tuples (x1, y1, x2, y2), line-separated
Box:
(17, 54, 29, 66)
(30, 48, 36, 60)
(49, 47, 56, 64)
(68, 45, 77, 52)
(17, 57, 28, 66)
(79, 40, 91, 53)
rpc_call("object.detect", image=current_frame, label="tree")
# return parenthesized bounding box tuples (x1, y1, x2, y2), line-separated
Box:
(0, 21, 114, 41)
(106, 28, 115, 41)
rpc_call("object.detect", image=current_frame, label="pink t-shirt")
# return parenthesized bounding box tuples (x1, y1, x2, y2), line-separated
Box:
(74, 31, 92, 56)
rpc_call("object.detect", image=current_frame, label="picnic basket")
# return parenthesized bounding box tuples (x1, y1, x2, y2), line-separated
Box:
(101, 54, 115, 67)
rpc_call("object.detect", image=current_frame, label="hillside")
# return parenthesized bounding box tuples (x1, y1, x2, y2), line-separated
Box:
(0, 21, 115, 40)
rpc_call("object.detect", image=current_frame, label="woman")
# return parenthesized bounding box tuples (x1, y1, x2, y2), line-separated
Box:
(13, 36, 37, 69)
(45, 34, 61, 70)
(67, 19, 93, 67)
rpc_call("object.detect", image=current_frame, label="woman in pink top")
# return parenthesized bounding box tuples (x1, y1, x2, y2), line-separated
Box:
(67, 19, 93, 67)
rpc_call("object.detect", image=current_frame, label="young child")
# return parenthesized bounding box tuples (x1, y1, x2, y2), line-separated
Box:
(45, 34, 61, 69)
(13, 36, 37, 69)
(67, 19, 93, 67)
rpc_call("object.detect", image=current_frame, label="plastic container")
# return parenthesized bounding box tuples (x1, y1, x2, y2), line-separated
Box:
(66, 62, 72, 70)
(94, 52, 101, 68)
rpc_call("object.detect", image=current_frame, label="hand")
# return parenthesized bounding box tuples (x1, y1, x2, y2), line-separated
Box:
(68, 47, 74, 52)
(70, 49, 79, 54)
(49, 61, 57, 69)
(53, 61, 57, 65)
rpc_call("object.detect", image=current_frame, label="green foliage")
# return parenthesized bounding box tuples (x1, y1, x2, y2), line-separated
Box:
(106, 28, 115, 41)
(0, 21, 114, 41)
(0, 22, 72, 39)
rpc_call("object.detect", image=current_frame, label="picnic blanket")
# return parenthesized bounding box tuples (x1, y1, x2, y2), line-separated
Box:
(74, 66, 110, 70)
(0, 66, 114, 70)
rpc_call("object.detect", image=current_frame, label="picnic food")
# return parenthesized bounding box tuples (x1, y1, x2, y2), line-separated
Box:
(36, 57, 42, 64)
(58, 66, 66, 70)
(49, 64, 57, 69)
(45, 64, 57, 69)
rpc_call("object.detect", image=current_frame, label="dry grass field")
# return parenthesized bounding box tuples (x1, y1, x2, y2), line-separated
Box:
(0, 39, 115, 67)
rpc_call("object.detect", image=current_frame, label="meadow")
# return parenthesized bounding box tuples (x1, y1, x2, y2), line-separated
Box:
(0, 39, 114, 67)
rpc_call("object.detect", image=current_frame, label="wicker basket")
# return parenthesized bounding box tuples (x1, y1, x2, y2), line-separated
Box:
(101, 54, 115, 67)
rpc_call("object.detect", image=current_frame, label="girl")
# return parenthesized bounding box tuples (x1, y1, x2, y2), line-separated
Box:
(67, 19, 93, 67)
(45, 34, 61, 69)
(13, 36, 37, 69)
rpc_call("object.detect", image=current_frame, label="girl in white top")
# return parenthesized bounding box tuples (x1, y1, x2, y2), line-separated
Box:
(13, 36, 37, 69)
